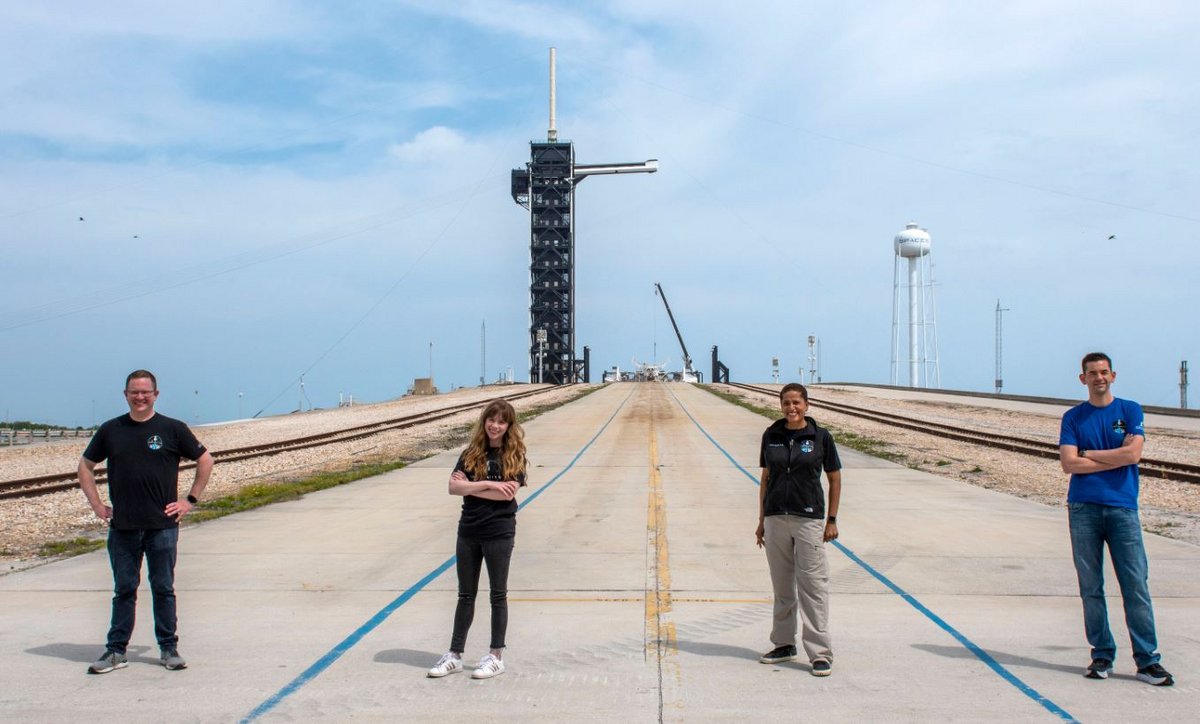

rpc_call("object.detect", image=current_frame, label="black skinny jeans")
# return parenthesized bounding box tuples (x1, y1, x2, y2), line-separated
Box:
(451, 534, 514, 652)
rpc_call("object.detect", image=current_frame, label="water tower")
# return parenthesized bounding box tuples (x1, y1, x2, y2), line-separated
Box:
(890, 222, 940, 388)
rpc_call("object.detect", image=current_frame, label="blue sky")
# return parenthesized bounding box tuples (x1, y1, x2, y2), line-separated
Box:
(2, 1, 1197, 426)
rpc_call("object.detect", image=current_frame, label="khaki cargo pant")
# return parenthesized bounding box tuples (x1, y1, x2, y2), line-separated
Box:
(763, 514, 832, 663)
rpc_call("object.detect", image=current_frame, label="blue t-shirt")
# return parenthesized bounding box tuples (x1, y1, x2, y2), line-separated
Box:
(1059, 398, 1144, 509)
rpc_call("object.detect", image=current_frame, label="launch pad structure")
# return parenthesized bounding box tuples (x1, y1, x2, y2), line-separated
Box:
(511, 48, 657, 384)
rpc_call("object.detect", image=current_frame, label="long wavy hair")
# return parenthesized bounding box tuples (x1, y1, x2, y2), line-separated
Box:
(461, 399, 527, 485)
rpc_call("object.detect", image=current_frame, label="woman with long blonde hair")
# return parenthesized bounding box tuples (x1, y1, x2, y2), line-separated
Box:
(427, 399, 527, 680)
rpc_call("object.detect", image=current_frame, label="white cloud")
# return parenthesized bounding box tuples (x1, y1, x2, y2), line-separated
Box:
(388, 126, 469, 162)
(2, 2, 1199, 423)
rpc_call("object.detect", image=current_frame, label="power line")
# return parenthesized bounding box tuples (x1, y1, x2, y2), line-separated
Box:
(253, 155, 503, 417)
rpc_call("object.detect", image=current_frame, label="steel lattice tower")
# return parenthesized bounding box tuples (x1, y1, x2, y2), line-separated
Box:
(511, 49, 656, 384)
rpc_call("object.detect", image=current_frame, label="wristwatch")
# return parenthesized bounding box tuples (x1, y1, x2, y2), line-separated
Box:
(186, 494, 199, 505)
(827, 515, 837, 524)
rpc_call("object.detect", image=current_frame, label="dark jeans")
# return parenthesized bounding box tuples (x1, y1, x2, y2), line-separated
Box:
(451, 534, 514, 652)
(106, 527, 179, 654)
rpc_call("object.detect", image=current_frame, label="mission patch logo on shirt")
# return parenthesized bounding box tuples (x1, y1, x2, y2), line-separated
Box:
(800, 440, 815, 454)
(147, 434, 164, 451)
(1112, 419, 1127, 435)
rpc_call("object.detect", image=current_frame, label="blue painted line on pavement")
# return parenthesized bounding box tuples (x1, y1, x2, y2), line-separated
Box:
(242, 388, 635, 722)
(669, 389, 1077, 723)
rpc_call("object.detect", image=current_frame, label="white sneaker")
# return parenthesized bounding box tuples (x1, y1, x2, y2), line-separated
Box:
(427, 652, 463, 678)
(472, 653, 505, 679)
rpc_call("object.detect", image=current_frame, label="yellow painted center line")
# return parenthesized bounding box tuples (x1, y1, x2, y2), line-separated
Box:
(645, 398, 682, 717)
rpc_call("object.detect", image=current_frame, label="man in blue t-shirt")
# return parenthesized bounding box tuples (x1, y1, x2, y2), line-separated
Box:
(1059, 352, 1172, 686)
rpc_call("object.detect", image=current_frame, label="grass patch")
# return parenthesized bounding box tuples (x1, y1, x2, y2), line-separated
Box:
(188, 387, 602, 523)
(39, 537, 105, 557)
(440, 385, 603, 451)
(188, 461, 408, 523)
(30, 386, 604, 561)
(825, 426, 908, 463)
(702, 386, 778, 418)
(936, 460, 952, 467)
(698, 385, 907, 463)
(518, 385, 602, 424)
(967, 465, 984, 473)
(444, 384, 603, 444)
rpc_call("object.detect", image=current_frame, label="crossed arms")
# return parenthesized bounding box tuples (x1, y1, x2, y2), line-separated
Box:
(1059, 434, 1143, 474)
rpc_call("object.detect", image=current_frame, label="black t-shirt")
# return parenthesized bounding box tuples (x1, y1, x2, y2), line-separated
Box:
(759, 417, 841, 520)
(454, 447, 526, 540)
(82, 413, 207, 530)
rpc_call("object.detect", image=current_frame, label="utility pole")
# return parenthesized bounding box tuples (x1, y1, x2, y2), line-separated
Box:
(1182, 360, 1189, 409)
(480, 320, 486, 386)
(994, 299, 1010, 394)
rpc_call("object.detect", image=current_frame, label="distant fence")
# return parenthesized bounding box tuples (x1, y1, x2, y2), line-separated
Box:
(1, 428, 95, 446)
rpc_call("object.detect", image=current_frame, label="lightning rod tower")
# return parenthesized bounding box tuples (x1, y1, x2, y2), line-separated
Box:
(511, 48, 658, 384)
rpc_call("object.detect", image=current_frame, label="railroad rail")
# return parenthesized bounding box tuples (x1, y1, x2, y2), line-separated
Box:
(727, 382, 1200, 485)
(0, 385, 574, 500)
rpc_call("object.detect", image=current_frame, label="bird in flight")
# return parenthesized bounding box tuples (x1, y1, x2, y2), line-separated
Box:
(1107, 234, 1116, 240)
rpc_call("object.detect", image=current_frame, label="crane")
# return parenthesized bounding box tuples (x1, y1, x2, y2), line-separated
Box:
(654, 282, 700, 383)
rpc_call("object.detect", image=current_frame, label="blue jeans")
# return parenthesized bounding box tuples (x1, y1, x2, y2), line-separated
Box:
(106, 527, 179, 654)
(1068, 502, 1160, 668)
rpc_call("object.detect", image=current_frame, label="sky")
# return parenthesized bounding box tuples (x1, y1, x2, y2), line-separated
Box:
(2, 1, 1198, 427)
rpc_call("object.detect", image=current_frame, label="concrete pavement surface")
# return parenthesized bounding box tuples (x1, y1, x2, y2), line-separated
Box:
(1, 383, 1196, 721)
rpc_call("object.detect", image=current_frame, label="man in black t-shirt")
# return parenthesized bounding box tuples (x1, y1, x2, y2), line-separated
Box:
(78, 370, 213, 675)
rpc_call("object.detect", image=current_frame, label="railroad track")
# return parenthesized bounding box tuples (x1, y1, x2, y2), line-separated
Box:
(0, 385, 574, 500)
(727, 382, 1200, 485)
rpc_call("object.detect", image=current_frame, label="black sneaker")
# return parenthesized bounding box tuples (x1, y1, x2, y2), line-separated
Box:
(160, 647, 187, 671)
(1136, 663, 1174, 686)
(87, 650, 127, 675)
(1085, 658, 1113, 679)
(759, 645, 797, 664)
(811, 660, 832, 677)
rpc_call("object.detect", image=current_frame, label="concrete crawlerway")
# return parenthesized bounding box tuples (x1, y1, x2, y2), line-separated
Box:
(1, 383, 1196, 721)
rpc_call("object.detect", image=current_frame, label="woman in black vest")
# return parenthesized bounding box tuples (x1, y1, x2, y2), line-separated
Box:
(755, 382, 842, 676)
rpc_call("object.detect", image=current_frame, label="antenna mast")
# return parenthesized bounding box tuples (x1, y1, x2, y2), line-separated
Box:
(548, 48, 557, 142)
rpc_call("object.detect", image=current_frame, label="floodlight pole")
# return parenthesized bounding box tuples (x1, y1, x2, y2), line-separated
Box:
(537, 328, 547, 384)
